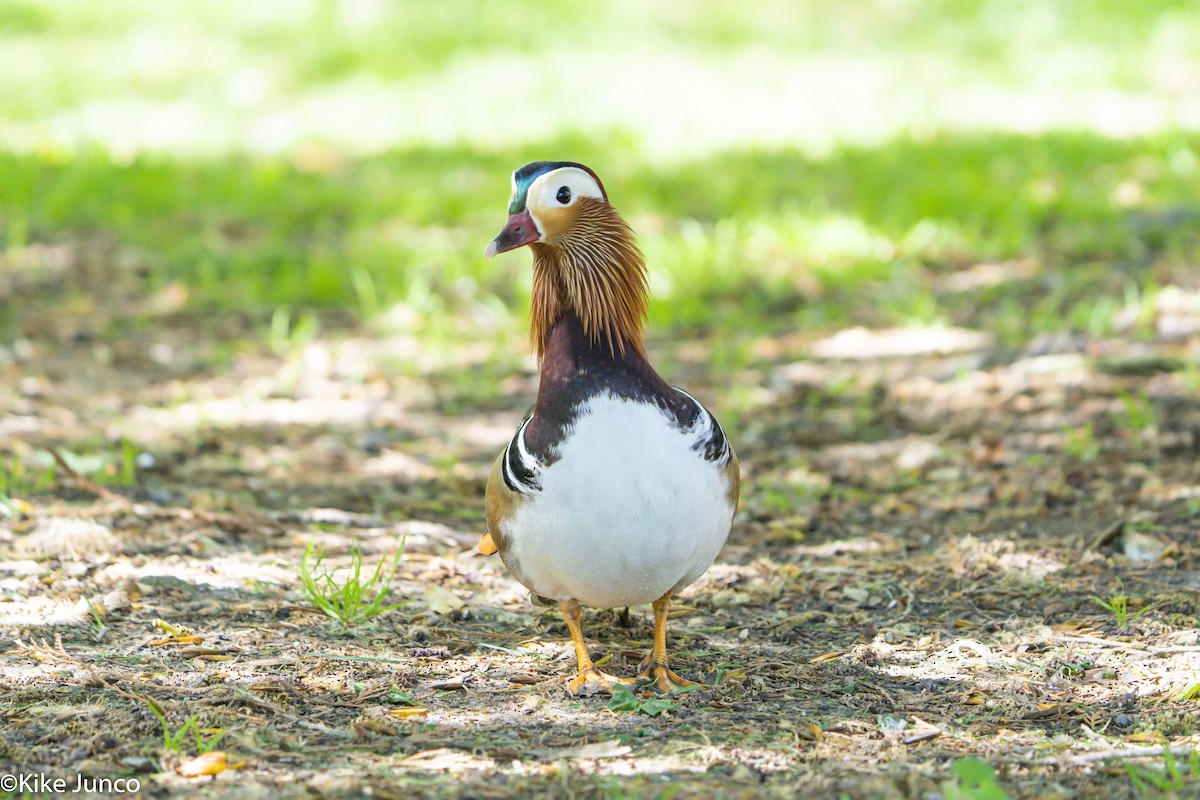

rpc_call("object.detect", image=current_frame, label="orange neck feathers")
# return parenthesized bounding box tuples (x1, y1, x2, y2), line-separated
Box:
(529, 198, 648, 360)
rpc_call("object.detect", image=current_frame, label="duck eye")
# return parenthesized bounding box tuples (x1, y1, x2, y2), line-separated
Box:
(556, 186, 571, 204)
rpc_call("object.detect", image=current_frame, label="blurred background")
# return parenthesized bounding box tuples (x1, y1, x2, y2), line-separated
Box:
(1, 0, 1199, 484)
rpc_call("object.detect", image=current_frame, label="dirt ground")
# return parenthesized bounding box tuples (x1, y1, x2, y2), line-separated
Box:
(2, 262, 1200, 798)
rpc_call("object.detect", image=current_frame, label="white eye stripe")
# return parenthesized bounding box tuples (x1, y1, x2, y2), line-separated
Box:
(528, 168, 605, 211)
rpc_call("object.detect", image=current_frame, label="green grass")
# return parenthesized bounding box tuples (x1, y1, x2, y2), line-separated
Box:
(3, 1, 1195, 116)
(2, 1, 1199, 353)
(294, 539, 407, 627)
(0, 443, 139, 516)
(0, 451, 55, 508)
(84, 597, 106, 638)
(144, 698, 225, 755)
(1094, 581, 1149, 629)
(3, 132, 1199, 348)
(1125, 748, 1200, 796)
(1064, 423, 1101, 464)
(12, 444, 141, 490)
(1116, 389, 1158, 433)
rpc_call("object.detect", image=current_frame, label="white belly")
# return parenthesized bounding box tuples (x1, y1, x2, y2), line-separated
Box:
(500, 394, 734, 608)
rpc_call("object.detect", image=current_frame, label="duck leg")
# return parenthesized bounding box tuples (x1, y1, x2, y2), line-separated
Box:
(638, 591, 702, 693)
(560, 599, 636, 696)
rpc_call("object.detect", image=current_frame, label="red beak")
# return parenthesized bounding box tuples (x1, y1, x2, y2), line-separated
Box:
(485, 209, 540, 258)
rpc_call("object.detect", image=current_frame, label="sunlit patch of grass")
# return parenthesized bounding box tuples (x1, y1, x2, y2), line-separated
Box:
(2, 442, 142, 507)
(1, 450, 56, 500)
(1063, 422, 1101, 463)
(1094, 580, 1149, 629)
(1116, 389, 1157, 433)
(3, 2, 1200, 356)
(267, 305, 321, 356)
(1067, 294, 1122, 338)
(56, 443, 140, 488)
(294, 539, 407, 627)
(6, 1, 1199, 165)
(4, 131, 1200, 347)
(1177, 681, 1200, 701)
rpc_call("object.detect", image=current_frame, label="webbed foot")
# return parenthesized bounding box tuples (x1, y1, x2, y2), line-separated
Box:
(637, 661, 703, 693)
(567, 668, 638, 696)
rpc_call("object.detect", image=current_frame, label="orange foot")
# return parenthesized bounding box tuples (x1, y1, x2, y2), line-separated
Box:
(638, 661, 704, 693)
(567, 668, 639, 697)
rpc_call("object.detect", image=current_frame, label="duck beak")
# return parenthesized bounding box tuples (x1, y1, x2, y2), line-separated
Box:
(485, 209, 540, 258)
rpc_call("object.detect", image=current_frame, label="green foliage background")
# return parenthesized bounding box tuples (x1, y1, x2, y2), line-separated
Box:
(2, 0, 1198, 346)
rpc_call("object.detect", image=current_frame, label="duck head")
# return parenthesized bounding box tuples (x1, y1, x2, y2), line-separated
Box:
(486, 161, 648, 359)
(485, 161, 609, 257)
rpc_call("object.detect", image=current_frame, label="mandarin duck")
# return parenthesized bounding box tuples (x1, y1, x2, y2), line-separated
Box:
(477, 161, 739, 695)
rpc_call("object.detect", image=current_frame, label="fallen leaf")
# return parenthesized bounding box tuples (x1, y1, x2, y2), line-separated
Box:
(430, 674, 472, 691)
(797, 723, 823, 741)
(147, 636, 205, 647)
(424, 584, 467, 615)
(401, 748, 490, 771)
(508, 673, 543, 685)
(538, 740, 633, 760)
(842, 587, 871, 605)
(154, 619, 194, 636)
(389, 707, 429, 719)
(903, 728, 942, 745)
(1023, 703, 1060, 720)
(178, 751, 226, 777)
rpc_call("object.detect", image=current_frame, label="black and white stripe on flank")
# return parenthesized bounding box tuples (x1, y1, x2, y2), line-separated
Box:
(502, 417, 543, 493)
(674, 387, 732, 465)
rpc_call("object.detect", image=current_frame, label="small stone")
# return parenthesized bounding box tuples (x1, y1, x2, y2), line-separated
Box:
(1123, 531, 1169, 563)
(842, 586, 871, 606)
(12, 337, 34, 361)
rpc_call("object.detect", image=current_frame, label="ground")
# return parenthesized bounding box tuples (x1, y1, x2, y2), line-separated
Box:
(2, 259, 1199, 798)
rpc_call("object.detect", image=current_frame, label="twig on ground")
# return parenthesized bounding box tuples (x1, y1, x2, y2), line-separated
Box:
(1053, 633, 1150, 652)
(1148, 645, 1200, 654)
(48, 448, 132, 508)
(1053, 633, 1200, 655)
(1028, 744, 1198, 766)
(13, 636, 75, 664)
